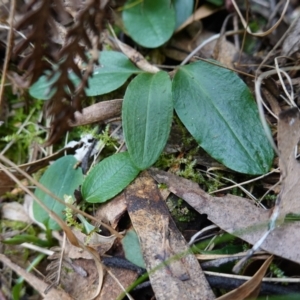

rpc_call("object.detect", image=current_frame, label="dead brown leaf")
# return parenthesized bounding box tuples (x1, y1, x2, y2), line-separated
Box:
(58, 229, 116, 259)
(1, 202, 32, 224)
(0, 253, 73, 300)
(125, 171, 215, 300)
(59, 258, 101, 299)
(149, 168, 300, 265)
(216, 256, 273, 300)
(0, 170, 20, 195)
(95, 193, 127, 229)
(97, 267, 138, 300)
(50, 256, 137, 299)
(213, 35, 237, 68)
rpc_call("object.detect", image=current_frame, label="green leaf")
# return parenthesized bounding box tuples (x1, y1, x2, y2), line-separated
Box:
(123, 0, 176, 48)
(173, 0, 194, 29)
(29, 72, 59, 100)
(3, 234, 52, 247)
(82, 51, 142, 96)
(29, 51, 141, 100)
(77, 214, 96, 234)
(33, 156, 84, 230)
(172, 61, 274, 175)
(123, 71, 173, 170)
(206, 0, 223, 6)
(122, 229, 146, 268)
(82, 152, 140, 203)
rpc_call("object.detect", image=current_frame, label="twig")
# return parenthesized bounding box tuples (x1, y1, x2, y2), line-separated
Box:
(0, 0, 16, 107)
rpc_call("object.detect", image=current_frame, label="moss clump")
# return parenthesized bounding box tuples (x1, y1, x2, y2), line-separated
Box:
(166, 196, 197, 228)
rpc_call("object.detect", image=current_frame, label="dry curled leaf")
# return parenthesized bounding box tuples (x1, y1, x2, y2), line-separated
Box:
(217, 256, 273, 300)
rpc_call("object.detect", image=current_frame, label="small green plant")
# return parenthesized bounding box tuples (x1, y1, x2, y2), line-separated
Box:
(32, 155, 84, 230)
(29, 1, 274, 205)
(269, 263, 286, 279)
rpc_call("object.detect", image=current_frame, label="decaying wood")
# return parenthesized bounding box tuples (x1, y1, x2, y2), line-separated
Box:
(125, 171, 215, 300)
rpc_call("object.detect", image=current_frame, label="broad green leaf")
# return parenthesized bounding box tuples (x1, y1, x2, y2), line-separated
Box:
(172, 61, 274, 175)
(173, 0, 194, 29)
(122, 71, 173, 170)
(29, 51, 141, 100)
(33, 156, 84, 230)
(82, 152, 140, 203)
(82, 51, 142, 96)
(122, 229, 146, 268)
(122, 0, 176, 48)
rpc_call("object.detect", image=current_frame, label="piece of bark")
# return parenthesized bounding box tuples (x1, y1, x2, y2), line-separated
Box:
(69, 99, 122, 127)
(125, 171, 215, 300)
(149, 168, 300, 265)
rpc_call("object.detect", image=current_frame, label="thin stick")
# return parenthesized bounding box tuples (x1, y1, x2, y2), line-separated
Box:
(0, 0, 16, 107)
(209, 168, 279, 194)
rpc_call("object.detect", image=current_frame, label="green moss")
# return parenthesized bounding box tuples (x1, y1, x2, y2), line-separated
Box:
(0, 95, 45, 164)
(166, 197, 197, 225)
